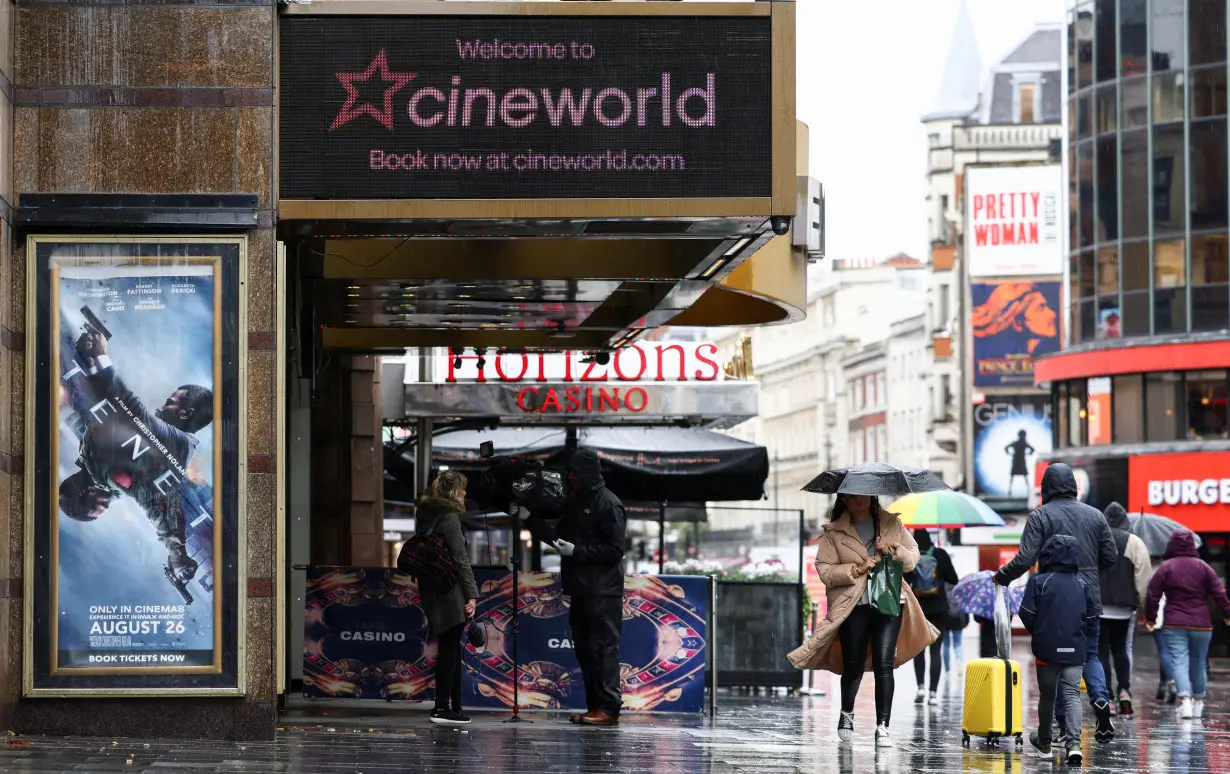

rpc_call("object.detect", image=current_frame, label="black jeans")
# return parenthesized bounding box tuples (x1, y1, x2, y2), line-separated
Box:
(1099, 617, 1133, 696)
(914, 625, 945, 692)
(838, 604, 903, 726)
(570, 594, 624, 716)
(434, 622, 465, 712)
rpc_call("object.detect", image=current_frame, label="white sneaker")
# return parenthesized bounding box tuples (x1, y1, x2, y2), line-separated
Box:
(928, 691, 939, 706)
(1194, 700, 1205, 719)
(914, 687, 927, 703)
(1177, 698, 1194, 719)
(837, 711, 855, 742)
(875, 724, 894, 748)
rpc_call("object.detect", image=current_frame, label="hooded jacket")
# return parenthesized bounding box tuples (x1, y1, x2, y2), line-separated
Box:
(994, 463, 1117, 614)
(1099, 502, 1153, 611)
(1146, 530, 1230, 630)
(905, 529, 959, 621)
(529, 449, 626, 598)
(1019, 535, 1096, 666)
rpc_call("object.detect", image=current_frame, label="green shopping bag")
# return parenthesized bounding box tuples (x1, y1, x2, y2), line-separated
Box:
(868, 556, 905, 617)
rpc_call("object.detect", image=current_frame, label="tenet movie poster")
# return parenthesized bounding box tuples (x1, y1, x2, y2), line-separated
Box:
(53, 260, 220, 672)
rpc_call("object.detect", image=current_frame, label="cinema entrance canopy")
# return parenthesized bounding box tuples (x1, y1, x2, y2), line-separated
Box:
(278, 1, 811, 352)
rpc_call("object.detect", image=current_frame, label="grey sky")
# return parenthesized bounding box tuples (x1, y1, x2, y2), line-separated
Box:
(797, 0, 1067, 262)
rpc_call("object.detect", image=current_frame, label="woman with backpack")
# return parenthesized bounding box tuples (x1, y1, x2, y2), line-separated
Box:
(414, 470, 480, 725)
(907, 529, 958, 705)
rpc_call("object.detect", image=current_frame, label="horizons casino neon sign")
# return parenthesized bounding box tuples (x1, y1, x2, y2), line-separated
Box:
(329, 46, 718, 134)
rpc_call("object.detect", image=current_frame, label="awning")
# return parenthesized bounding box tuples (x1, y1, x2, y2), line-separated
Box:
(389, 426, 768, 503)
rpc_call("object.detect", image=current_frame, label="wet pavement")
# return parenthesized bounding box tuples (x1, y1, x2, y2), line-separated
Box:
(1, 644, 1228, 772)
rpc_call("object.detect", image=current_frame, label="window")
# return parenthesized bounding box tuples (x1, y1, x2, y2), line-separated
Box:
(1146, 372, 1185, 441)
(1121, 130, 1149, 238)
(1095, 0, 1117, 81)
(1096, 85, 1116, 134)
(1120, 0, 1147, 76)
(1018, 82, 1037, 124)
(1190, 119, 1228, 230)
(1122, 76, 1149, 128)
(1113, 374, 1144, 443)
(875, 373, 885, 407)
(937, 284, 950, 329)
(1078, 95, 1093, 140)
(1187, 371, 1229, 439)
(929, 133, 941, 148)
(1190, 0, 1227, 67)
(877, 426, 888, 463)
(866, 427, 877, 460)
(1192, 234, 1230, 331)
(1122, 241, 1152, 337)
(1077, 7, 1094, 88)
(1154, 239, 1188, 333)
(1153, 72, 1186, 124)
(857, 378, 866, 410)
(1152, 0, 1185, 73)
(1096, 136, 1118, 240)
(1067, 379, 1088, 447)
(1191, 66, 1227, 118)
(1088, 377, 1113, 445)
(1079, 142, 1095, 247)
(1153, 124, 1186, 235)
(940, 375, 952, 418)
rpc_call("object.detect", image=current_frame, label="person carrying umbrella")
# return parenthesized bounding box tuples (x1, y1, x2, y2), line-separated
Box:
(993, 463, 1119, 743)
(790, 463, 945, 748)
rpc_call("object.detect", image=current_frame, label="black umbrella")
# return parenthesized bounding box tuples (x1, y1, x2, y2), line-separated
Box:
(1128, 512, 1203, 557)
(802, 462, 950, 498)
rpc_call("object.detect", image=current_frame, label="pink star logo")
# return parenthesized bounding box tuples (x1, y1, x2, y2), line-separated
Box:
(329, 50, 415, 132)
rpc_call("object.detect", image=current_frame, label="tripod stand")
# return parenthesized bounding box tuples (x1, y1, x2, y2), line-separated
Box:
(503, 503, 533, 724)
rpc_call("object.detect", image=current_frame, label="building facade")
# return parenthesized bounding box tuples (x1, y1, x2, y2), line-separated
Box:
(714, 256, 925, 540)
(922, 7, 1064, 501)
(1036, 1, 1230, 561)
(0, 0, 803, 740)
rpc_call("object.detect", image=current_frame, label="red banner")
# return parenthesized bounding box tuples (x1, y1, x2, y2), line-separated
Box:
(1128, 452, 1230, 533)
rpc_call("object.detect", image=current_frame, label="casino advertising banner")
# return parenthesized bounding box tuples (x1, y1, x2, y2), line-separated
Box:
(26, 237, 245, 696)
(303, 568, 709, 713)
(279, 15, 773, 200)
(971, 280, 1061, 387)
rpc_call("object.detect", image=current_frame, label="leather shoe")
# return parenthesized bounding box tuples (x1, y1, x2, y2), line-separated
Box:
(578, 710, 618, 726)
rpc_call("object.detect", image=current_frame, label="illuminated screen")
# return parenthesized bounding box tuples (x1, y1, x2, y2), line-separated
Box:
(278, 16, 773, 200)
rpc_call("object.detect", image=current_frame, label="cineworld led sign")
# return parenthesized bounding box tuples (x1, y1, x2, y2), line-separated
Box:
(278, 16, 773, 199)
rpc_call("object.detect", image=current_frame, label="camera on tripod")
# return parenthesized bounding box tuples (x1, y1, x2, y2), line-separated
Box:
(478, 440, 568, 513)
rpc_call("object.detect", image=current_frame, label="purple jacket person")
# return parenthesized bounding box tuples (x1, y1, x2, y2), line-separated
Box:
(1145, 529, 1230, 720)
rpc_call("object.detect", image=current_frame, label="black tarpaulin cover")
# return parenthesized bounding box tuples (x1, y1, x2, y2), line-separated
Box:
(386, 426, 768, 504)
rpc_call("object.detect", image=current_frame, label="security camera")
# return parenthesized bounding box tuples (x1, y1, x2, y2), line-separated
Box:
(770, 216, 792, 236)
(595, 351, 611, 366)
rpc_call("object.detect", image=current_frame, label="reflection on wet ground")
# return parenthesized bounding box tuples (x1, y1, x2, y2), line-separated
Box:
(2, 648, 1228, 772)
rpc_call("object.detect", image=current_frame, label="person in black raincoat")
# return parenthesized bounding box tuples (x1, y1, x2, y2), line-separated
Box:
(994, 463, 1119, 743)
(528, 448, 627, 726)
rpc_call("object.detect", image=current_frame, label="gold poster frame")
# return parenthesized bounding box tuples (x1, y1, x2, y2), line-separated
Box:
(23, 235, 248, 698)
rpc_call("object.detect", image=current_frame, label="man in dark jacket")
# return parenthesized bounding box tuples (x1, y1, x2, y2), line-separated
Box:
(994, 463, 1118, 742)
(1019, 535, 1096, 765)
(529, 449, 626, 725)
(1098, 502, 1153, 716)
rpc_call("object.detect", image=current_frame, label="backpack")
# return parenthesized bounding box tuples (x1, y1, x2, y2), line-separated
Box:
(396, 528, 457, 593)
(913, 548, 942, 596)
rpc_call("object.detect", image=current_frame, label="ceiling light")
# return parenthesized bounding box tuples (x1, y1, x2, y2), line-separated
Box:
(724, 236, 753, 258)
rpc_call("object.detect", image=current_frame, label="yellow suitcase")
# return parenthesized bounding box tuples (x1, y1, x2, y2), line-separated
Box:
(961, 657, 1024, 748)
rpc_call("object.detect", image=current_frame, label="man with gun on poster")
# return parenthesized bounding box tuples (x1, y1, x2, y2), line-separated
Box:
(59, 308, 214, 603)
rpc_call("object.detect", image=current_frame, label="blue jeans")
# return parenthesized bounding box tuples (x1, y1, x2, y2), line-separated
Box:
(942, 626, 964, 670)
(1057, 617, 1110, 723)
(1159, 628, 1214, 699)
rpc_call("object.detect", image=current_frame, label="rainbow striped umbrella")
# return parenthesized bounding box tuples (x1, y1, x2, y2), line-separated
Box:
(887, 490, 1006, 529)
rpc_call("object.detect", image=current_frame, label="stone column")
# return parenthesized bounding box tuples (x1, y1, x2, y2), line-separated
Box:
(5, 1, 280, 739)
